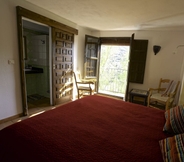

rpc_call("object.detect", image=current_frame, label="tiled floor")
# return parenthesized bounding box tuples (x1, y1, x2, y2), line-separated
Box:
(0, 106, 55, 131)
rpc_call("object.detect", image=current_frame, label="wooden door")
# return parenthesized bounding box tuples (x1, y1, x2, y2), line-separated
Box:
(128, 39, 148, 83)
(125, 34, 134, 101)
(125, 34, 148, 101)
(52, 28, 74, 105)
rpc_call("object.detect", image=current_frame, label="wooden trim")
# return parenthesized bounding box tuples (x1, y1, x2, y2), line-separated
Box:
(97, 93, 123, 100)
(100, 37, 130, 45)
(0, 113, 23, 124)
(16, 5, 78, 115)
(17, 8, 28, 116)
(16, 6, 78, 35)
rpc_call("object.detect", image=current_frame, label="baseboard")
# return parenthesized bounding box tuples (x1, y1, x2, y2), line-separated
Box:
(97, 93, 123, 100)
(0, 113, 24, 124)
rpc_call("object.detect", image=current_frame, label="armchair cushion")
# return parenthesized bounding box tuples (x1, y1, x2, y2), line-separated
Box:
(150, 93, 173, 103)
(163, 105, 184, 134)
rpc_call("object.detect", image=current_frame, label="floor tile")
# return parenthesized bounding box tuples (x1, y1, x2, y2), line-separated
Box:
(0, 106, 55, 130)
(0, 121, 14, 130)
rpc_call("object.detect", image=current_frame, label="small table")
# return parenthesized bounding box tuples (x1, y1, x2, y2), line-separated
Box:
(129, 89, 148, 106)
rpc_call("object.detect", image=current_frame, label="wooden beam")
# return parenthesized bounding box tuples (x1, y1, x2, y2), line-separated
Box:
(17, 6, 78, 35)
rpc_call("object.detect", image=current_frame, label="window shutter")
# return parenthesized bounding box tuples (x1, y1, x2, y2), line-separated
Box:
(84, 35, 99, 78)
(128, 39, 148, 83)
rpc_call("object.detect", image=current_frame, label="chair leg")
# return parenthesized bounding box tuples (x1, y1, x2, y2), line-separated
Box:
(78, 90, 80, 99)
(165, 105, 168, 111)
(165, 102, 169, 111)
(147, 98, 150, 107)
(147, 92, 151, 107)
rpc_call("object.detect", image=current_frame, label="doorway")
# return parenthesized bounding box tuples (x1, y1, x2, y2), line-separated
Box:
(17, 6, 78, 115)
(98, 45, 130, 98)
(23, 19, 52, 109)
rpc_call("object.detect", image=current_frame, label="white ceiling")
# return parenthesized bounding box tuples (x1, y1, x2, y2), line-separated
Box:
(25, 0, 184, 31)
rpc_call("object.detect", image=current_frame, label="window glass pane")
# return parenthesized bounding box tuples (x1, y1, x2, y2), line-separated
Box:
(86, 58, 97, 77)
(86, 44, 98, 58)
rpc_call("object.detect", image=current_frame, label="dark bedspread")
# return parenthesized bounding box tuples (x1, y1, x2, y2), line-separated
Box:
(0, 95, 169, 162)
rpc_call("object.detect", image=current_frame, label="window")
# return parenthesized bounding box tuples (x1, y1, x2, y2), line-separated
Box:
(128, 39, 148, 83)
(84, 35, 148, 87)
(84, 35, 99, 78)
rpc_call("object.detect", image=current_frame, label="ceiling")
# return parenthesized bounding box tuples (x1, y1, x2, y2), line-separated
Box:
(25, 0, 184, 31)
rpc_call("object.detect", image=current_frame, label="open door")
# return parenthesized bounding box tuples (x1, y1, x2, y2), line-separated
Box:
(84, 35, 131, 98)
(52, 28, 74, 105)
(125, 34, 148, 101)
(84, 35, 99, 79)
(17, 6, 78, 115)
(128, 39, 148, 84)
(125, 34, 134, 101)
(84, 34, 148, 101)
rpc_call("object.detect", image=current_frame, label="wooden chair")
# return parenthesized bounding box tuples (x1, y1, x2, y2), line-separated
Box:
(147, 78, 180, 110)
(73, 71, 95, 99)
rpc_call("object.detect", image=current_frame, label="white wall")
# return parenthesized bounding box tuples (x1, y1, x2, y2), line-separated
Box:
(94, 30, 184, 103)
(74, 26, 93, 78)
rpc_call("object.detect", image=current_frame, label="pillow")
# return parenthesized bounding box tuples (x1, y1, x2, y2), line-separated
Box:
(159, 133, 184, 162)
(163, 105, 184, 134)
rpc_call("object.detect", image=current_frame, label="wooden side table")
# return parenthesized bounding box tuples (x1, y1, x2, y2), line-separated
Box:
(129, 89, 148, 106)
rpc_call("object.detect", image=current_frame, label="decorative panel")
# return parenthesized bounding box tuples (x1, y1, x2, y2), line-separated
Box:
(53, 28, 74, 104)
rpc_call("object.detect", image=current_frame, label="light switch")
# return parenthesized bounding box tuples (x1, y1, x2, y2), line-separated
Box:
(8, 59, 15, 65)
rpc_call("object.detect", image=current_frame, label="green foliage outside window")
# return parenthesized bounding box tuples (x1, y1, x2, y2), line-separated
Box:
(99, 45, 130, 95)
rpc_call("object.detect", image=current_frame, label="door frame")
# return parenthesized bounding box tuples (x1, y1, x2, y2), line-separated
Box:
(98, 44, 130, 98)
(98, 37, 131, 99)
(84, 35, 131, 96)
(84, 35, 148, 100)
(16, 6, 78, 115)
(22, 19, 52, 111)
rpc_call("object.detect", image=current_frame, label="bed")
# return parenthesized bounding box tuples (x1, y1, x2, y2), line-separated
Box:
(0, 95, 172, 161)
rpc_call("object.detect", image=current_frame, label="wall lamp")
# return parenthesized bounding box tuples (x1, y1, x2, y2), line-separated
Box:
(153, 45, 161, 55)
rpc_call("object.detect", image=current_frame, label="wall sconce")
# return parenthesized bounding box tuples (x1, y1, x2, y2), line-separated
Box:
(153, 45, 161, 55)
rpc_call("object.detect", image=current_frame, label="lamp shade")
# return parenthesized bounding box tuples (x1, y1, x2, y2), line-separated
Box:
(153, 45, 161, 55)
